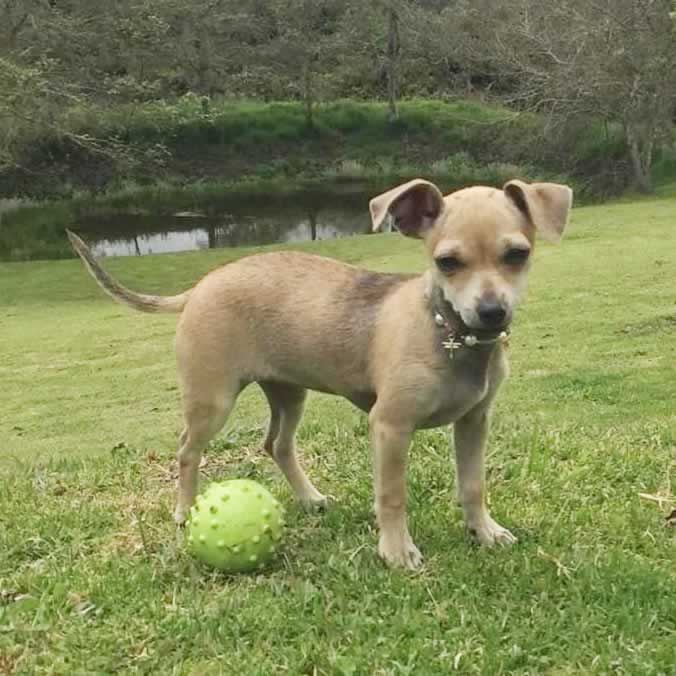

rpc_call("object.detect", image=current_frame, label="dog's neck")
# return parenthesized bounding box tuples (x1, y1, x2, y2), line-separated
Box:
(427, 284, 509, 359)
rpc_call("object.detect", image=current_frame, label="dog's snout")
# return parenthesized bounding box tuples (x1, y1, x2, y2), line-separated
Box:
(477, 299, 507, 327)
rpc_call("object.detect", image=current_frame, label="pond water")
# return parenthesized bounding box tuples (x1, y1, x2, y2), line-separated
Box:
(80, 189, 372, 258)
(0, 187, 382, 261)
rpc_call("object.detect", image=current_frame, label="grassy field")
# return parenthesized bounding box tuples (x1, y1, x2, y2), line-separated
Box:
(1, 193, 675, 674)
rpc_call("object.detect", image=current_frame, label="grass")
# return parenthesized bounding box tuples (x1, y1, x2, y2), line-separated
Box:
(1, 194, 675, 673)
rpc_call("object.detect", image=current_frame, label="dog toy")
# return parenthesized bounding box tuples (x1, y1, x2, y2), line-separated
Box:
(185, 479, 284, 572)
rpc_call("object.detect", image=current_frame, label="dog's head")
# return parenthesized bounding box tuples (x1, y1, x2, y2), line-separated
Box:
(369, 179, 572, 332)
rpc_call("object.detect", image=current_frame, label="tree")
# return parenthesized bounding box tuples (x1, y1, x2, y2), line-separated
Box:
(0, 0, 40, 52)
(268, 0, 350, 127)
(473, 0, 676, 192)
(331, 0, 441, 114)
(385, 4, 400, 119)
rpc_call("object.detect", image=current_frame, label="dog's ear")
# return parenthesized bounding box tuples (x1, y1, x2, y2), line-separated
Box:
(503, 180, 573, 242)
(369, 179, 444, 238)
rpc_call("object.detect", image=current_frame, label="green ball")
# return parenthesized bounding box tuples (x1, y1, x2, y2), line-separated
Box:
(185, 479, 285, 573)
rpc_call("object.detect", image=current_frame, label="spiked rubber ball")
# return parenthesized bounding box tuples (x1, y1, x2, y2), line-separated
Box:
(185, 479, 285, 573)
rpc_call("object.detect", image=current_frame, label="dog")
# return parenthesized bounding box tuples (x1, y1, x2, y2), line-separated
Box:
(67, 178, 572, 569)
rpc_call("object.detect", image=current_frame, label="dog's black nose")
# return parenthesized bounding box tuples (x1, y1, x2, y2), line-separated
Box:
(477, 300, 507, 327)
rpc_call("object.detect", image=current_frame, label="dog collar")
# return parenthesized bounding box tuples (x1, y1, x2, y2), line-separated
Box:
(430, 289, 510, 359)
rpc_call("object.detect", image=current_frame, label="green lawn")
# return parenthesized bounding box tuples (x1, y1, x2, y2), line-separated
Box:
(0, 194, 675, 674)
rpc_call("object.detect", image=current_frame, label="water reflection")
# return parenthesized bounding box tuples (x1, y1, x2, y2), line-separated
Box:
(83, 192, 371, 258)
(92, 230, 210, 257)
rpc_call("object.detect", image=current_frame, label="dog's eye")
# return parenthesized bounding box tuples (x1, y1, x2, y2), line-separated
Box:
(435, 256, 463, 274)
(503, 248, 530, 266)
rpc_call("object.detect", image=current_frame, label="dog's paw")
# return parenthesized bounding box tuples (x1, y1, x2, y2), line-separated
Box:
(173, 506, 189, 527)
(378, 532, 424, 570)
(299, 493, 330, 513)
(468, 514, 517, 547)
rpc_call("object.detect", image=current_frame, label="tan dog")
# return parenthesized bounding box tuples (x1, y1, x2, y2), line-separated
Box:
(67, 178, 572, 569)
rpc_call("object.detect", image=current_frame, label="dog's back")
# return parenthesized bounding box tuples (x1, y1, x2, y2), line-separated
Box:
(177, 250, 415, 400)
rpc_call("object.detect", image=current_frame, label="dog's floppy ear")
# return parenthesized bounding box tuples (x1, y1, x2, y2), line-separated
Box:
(369, 179, 444, 238)
(503, 180, 573, 242)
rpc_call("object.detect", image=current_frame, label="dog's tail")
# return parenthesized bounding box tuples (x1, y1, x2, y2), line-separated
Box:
(66, 230, 190, 314)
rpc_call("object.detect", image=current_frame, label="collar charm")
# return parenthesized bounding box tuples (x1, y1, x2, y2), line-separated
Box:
(441, 327, 509, 359)
(442, 335, 464, 353)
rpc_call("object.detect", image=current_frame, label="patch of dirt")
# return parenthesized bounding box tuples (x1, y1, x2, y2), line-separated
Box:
(0, 651, 20, 675)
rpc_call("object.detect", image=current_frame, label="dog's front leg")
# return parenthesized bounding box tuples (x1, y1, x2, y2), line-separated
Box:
(370, 411, 422, 570)
(454, 408, 517, 546)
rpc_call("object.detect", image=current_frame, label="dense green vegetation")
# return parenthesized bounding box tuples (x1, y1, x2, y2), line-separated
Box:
(1, 194, 675, 673)
(1, 97, 599, 198)
(2, 1, 675, 198)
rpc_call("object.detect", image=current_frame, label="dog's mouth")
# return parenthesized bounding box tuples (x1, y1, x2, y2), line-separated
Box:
(464, 307, 513, 337)
(468, 324, 510, 339)
(432, 287, 512, 342)
(458, 309, 512, 338)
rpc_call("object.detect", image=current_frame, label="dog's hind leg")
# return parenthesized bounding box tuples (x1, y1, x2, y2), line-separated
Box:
(174, 394, 235, 525)
(261, 390, 281, 457)
(260, 382, 327, 510)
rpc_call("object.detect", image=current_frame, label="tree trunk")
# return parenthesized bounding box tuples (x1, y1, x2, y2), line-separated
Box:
(308, 208, 318, 240)
(4, 12, 29, 51)
(303, 61, 314, 128)
(194, 24, 211, 95)
(626, 123, 654, 193)
(386, 5, 400, 120)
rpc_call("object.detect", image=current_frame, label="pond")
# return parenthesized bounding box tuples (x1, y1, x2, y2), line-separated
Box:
(0, 187, 378, 261)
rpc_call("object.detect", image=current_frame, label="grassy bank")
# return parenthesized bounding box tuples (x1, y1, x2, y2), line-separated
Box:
(1, 194, 675, 673)
(2, 97, 618, 200)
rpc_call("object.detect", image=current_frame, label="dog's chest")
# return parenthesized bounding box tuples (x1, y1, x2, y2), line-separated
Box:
(418, 351, 502, 429)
